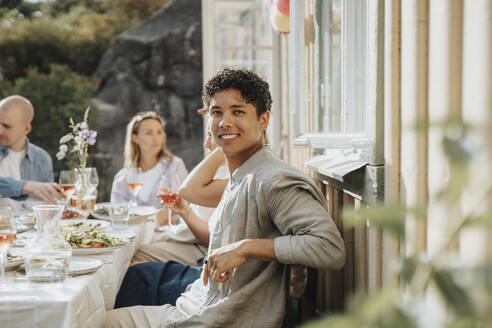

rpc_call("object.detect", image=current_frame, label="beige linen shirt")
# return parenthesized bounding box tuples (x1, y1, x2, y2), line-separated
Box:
(171, 147, 345, 328)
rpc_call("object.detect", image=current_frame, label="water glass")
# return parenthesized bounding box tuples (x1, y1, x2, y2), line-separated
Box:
(109, 203, 130, 231)
(24, 205, 71, 283)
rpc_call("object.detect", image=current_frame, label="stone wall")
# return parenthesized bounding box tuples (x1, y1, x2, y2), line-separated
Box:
(93, 0, 203, 197)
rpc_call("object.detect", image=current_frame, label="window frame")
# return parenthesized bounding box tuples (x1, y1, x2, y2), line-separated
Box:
(201, 0, 282, 155)
(290, 0, 383, 166)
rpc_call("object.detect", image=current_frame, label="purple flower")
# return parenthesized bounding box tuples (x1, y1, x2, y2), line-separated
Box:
(88, 131, 97, 145)
(80, 122, 88, 129)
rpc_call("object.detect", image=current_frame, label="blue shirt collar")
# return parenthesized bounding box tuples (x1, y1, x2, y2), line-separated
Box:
(0, 137, 33, 161)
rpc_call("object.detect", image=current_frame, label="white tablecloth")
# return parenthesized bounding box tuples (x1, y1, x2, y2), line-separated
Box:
(0, 219, 155, 328)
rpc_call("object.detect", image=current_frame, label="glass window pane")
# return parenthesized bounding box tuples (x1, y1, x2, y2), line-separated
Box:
(315, 0, 342, 134)
(214, 1, 272, 48)
(346, 0, 366, 134)
(216, 49, 273, 82)
(314, 0, 366, 136)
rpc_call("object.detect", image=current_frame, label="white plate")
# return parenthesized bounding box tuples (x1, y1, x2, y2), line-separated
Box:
(16, 224, 30, 233)
(92, 203, 158, 221)
(107, 229, 137, 240)
(69, 257, 103, 275)
(6, 249, 24, 271)
(71, 241, 128, 255)
(130, 206, 159, 217)
(6, 258, 23, 271)
(21, 200, 46, 211)
(60, 219, 110, 230)
(16, 212, 35, 226)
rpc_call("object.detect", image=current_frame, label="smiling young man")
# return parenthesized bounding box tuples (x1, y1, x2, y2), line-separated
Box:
(105, 69, 345, 328)
(0, 95, 60, 204)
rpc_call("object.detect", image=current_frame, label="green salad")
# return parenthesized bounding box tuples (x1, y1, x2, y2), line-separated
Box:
(63, 228, 126, 249)
(94, 207, 109, 216)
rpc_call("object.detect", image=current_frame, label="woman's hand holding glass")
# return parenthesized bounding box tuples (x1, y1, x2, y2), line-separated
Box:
(0, 207, 16, 284)
(168, 194, 192, 219)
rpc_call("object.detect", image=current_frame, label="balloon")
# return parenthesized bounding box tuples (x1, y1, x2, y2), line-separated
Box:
(274, 0, 290, 16)
(270, 10, 290, 34)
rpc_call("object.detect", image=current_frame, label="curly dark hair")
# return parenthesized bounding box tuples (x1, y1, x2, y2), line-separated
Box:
(202, 68, 272, 117)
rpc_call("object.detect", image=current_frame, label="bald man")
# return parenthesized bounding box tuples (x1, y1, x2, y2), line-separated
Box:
(0, 95, 60, 204)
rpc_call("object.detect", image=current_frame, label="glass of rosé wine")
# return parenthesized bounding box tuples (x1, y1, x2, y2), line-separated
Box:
(59, 170, 76, 206)
(0, 206, 16, 284)
(156, 175, 182, 235)
(125, 167, 143, 207)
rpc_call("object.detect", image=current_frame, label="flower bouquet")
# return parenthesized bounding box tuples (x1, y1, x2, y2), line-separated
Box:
(56, 107, 97, 210)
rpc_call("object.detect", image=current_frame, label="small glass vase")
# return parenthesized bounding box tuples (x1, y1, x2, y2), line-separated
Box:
(73, 167, 98, 211)
(24, 205, 72, 283)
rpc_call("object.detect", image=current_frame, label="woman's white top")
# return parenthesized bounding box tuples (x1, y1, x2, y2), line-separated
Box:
(110, 157, 188, 209)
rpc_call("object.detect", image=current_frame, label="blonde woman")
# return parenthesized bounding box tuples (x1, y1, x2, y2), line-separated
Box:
(110, 112, 188, 219)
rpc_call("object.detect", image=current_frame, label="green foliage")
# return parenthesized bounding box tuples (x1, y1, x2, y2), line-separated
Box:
(8, 64, 98, 174)
(311, 120, 492, 327)
(303, 290, 415, 328)
(432, 270, 474, 316)
(343, 204, 425, 238)
(0, 0, 39, 18)
(0, 8, 116, 79)
(45, 0, 106, 17)
(0, 73, 12, 99)
(104, 0, 171, 23)
(0, 0, 171, 80)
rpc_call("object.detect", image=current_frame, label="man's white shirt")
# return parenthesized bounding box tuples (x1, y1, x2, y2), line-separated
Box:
(0, 148, 25, 180)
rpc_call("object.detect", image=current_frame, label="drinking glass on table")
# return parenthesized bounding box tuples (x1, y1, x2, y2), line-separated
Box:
(87, 167, 99, 208)
(125, 167, 143, 207)
(72, 168, 99, 210)
(0, 207, 16, 284)
(109, 203, 130, 231)
(156, 175, 182, 235)
(59, 170, 76, 205)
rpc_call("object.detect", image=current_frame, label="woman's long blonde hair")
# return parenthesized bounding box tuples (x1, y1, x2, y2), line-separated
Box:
(124, 111, 173, 168)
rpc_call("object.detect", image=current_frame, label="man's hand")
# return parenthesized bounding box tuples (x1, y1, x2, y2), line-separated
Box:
(203, 239, 275, 286)
(203, 240, 249, 286)
(21, 181, 61, 204)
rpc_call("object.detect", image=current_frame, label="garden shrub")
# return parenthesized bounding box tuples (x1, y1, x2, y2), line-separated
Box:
(9, 64, 99, 175)
(0, 0, 171, 81)
(0, 9, 116, 80)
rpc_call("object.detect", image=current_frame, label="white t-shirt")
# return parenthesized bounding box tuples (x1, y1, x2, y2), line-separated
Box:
(110, 157, 189, 209)
(0, 149, 26, 180)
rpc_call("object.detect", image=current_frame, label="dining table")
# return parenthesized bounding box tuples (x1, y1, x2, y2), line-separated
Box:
(0, 212, 156, 328)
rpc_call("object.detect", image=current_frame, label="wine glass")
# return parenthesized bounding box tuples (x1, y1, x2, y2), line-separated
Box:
(0, 207, 16, 284)
(88, 167, 99, 188)
(59, 170, 76, 205)
(125, 167, 143, 207)
(156, 175, 182, 234)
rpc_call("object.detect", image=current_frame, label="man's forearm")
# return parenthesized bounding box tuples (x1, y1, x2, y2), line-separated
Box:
(181, 208, 210, 247)
(179, 148, 227, 207)
(239, 239, 276, 262)
(0, 176, 24, 197)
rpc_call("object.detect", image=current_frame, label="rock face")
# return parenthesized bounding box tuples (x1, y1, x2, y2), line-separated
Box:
(93, 0, 203, 180)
